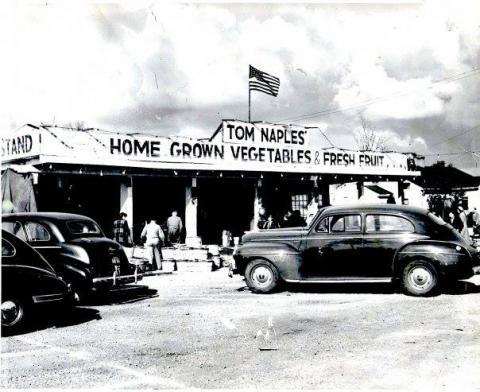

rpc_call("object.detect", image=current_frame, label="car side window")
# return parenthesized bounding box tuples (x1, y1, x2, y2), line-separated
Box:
(331, 215, 362, 233)
(25, 222, 51, 242)
(1, 239, 15, 257)
(316, 217, 331, 233)
(1, 221, 28, 242)
(366, 215, 415, 233)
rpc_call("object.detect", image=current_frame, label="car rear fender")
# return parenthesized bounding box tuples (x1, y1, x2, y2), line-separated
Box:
(55, 262, 90, 287)
(233, 241, 302, 280)
(393, 240, 472, 277)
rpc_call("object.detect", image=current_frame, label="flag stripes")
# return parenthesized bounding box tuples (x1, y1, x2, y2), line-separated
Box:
(249, 65, 280, 97)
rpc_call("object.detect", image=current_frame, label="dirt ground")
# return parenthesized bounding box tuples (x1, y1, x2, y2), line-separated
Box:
(2, 262, 480, 390)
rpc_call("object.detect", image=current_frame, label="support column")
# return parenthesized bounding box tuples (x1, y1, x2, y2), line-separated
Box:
(398, 179, 405, 205)
(120, 178, 133, 231)
(357, 180, 364, 200)
(252, 179, 263, 231)
(185, 177, 201, 247)
(319, 177, 330, 206)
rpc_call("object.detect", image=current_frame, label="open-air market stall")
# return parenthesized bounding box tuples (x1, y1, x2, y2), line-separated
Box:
(1, 120, 420, 246)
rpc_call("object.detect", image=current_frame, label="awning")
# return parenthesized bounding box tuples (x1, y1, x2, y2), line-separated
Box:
(364, 185, 393, 197)
(2, 164, 40, 174)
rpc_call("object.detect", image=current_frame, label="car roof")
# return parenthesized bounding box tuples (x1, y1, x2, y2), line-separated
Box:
(321, 204, 428, 216)
(3, 212, 95, 222)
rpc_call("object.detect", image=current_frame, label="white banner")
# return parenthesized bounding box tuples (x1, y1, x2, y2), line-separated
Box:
(221, 120, 310, 148)
(1, 130, 41, 161)
(2, 124, 416, 176)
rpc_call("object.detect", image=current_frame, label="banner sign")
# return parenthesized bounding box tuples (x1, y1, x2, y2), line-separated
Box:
(1, 130, 41, 161)
(1, 123, 416, 176)
(221, 120, 310, 148)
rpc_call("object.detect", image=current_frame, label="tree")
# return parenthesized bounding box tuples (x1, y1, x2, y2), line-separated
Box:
(354, 115, 389, 152)
(65, 121, 86, 130)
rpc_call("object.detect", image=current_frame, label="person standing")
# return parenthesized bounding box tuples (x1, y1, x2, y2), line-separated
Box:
(281, 210, 293, 228)
(265, 214, 279, 229)
(141, 219, 165, 271)
(471, 207, 480, 226)
(113, 212, 132, 246)
(257, 207, 267, 230)
(458, 206, 471, 243)
(306, 196, 320, 226)
(166, 211, 183, 245)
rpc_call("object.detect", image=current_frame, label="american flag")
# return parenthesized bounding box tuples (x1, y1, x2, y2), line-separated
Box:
(249, 65, 280, 97)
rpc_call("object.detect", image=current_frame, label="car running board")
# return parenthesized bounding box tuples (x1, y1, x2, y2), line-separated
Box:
(286, 277, 393, 284)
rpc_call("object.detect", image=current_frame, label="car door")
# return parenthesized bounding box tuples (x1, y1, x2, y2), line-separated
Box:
(361, 213, 423, 277)
(300, 213, 364, 279)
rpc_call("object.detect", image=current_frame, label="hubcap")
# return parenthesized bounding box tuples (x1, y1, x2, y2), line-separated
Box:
(408, 266, 433, 291)
(251, 266, 273, 288)
(1, 300, 22, 327)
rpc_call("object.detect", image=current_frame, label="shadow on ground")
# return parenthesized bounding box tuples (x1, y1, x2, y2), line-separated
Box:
(88, 284, 159, 305)
(287, 282, 397, 294)
(443, 280, 480, 295)
(3, 306, 101, 337)
(237, 280, 480, 296)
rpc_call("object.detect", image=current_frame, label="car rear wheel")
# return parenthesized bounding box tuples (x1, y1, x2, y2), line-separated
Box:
(245, 259, 280, 294)
(1, 297, 28, 334)
(402, 260, 439, 296)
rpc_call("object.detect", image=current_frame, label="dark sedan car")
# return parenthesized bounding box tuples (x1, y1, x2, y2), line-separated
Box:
(2, 230, 71, 334)
(2, 213, 140, 302)
(232, 204, 480, 296)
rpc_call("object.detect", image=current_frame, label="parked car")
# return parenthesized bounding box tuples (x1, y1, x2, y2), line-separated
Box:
(1, 230, 71, 334)
(232, 204, 480, 296)
(2, 212, 140, 302)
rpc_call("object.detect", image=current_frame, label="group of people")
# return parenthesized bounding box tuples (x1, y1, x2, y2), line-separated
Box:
(112, 210, 183, 271)
(445, 206, 480, 242)
(257, 208, 306, 230)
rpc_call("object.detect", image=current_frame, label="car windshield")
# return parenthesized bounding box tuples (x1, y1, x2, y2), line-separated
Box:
(66, 220, 102, 236)
(428, 212, 447, 226)
(308, 207, 327, 229)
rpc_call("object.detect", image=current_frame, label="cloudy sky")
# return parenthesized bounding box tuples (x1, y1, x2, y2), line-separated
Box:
(3, 1, 480, 170)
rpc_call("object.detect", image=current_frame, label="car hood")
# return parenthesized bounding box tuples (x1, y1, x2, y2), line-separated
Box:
(242, 227, 308, 243)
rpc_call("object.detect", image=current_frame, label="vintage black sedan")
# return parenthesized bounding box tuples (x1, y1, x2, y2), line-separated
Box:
(232, 204, 480, 296)
(2, 230, 71, 334)
(2, 213, 139, 302)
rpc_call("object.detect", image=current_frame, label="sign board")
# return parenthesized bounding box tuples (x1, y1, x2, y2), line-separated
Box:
(1, 129, 41, 161)
(221, 120, 310, 148)
(1, 123, 416, 176)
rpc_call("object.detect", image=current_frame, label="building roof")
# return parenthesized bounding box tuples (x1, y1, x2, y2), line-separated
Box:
(414, 163, 480, 193)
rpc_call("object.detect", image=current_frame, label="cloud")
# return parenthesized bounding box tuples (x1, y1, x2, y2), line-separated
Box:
(2, 1, 480, 169)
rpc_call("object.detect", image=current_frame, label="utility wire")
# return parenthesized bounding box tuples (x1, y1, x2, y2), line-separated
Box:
(428, 123, 480, 148)
(276, 68, 480, 123)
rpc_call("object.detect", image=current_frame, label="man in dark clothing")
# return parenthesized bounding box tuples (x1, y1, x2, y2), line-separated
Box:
(113, 212, 132, 246)
(166, 211, 183, 244)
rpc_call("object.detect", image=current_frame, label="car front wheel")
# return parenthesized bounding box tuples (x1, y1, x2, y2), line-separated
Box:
(245, 259, 280, 294)
(1, 297, 28, 334)
(402, 260, 439, 296)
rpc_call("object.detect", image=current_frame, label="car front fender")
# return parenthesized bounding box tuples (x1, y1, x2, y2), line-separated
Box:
(233, 241, 303, 280)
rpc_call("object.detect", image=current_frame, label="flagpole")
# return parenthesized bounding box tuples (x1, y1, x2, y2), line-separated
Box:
(248, 86, 251, 122)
